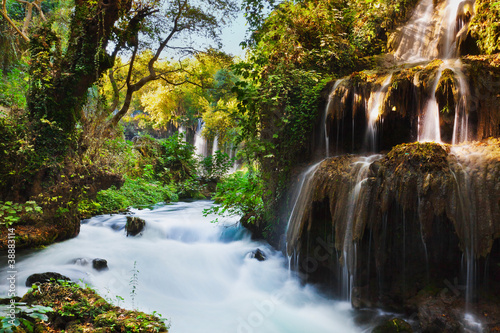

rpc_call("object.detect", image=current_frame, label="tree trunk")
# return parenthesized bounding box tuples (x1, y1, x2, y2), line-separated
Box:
(27, 0, 132, 155)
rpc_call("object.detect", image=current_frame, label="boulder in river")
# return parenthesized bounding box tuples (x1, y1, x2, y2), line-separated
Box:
(249, 248, 267, 261)
(26, 272, 71, 287)
(92, 258, 108, 271)
(126, 216, 146, 236)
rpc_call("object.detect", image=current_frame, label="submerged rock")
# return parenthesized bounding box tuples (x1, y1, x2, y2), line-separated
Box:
(249, 248, 267, 261)
(26, 272, 71, 287)
(126, 216, 146, 236)
(70, 257, 109, 271)
(92, 258, 109, 271)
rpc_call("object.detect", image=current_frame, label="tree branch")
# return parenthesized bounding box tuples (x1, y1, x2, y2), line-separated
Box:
(1, 0, 30, 42)
(106, 0, 188, 128)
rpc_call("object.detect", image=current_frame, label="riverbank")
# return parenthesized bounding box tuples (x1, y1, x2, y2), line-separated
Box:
(1, 281, 169, 332)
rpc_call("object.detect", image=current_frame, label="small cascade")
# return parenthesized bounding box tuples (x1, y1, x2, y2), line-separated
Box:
(324, 79, 345, 157)
(394, 0, 469, 62)
(178, 125, 187, 141)
(227, 143, 239, 174)
(418, 67, 444, 143)
(285, 161, 324, 262)
(451, 60, 471, 144)
(336, 155, 382, 301)
(212, 135, 219, 154)
(364, 74, 393, 151)
(392, 0, 474, 144)
(449, 145, 480, 319)
(193, 119, 208, 157)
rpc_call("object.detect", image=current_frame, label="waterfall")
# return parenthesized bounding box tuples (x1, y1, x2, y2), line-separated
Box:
(179, 125, 187, 141)
(335, 155, 382, 302)
(450, 60, 471, 144)
(285, 161, 324, 260)
(212, 135, 219, 154)
(394, 0, 473, 143)
(418, 67, 443, 143)
(364, 74, 393, 151)
(194, 119, 208, 157)
(394, 0, 468, 62)
(324, 79, 345, 157)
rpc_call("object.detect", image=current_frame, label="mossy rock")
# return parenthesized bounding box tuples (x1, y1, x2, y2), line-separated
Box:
(17, 282, 168, 332)
(384, 142, 450, 173)
(372, 318, 413, 333)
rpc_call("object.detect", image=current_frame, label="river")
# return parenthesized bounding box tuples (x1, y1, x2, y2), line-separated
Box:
(0, 201, 370, 333)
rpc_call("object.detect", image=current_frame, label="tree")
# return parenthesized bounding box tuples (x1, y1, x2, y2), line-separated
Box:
(104, 0, 238, 129)
(1, 0, 237, 154)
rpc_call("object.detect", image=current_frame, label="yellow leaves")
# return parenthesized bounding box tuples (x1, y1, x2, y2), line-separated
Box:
(201, 97, 238, 145)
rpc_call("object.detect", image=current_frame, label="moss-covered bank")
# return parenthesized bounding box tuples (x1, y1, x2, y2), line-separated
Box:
(1, 282, 168, 332)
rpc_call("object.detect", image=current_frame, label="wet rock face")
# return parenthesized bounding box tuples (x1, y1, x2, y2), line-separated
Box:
(372, 318, 413, 333)
(324, 56, 500, 154)
(287, 141, 500, 309)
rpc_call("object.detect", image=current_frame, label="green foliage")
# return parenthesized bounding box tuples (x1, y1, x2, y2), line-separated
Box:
(130, 261, 139, 310)
(79, 176, 177, 216)
(156, 133, 198, 184)
(205, 170, 263, 222)
(470, 0, 500, 54)
(0, 66, 28, 108)
(18, 282, 168, 332)
(0, 110, 34, 196)
(0, 303, 53, 333)
(177, 178, 205, 200)
(199, 151, 233, 181)
(0, 201, 42, 228)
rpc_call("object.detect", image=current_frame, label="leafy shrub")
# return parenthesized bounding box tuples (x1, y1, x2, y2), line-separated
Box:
(0, 66, 28, 109)
(199, 150, 234, 181)
(156, 133, 198, 183)
(0, 201, 42, 228)
(204, 171, 263, 222)
(79, 176, 177, 217)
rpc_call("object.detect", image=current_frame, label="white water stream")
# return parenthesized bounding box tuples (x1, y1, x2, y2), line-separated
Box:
(194, 119, 208, 157)
(0, 201, 361, 333)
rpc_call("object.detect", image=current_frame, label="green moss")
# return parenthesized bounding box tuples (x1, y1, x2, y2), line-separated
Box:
(372, 318, 413, 333)
(385, 142, 450, 173)
(469, 0, 500, 55)
(18, 282, 168, 332)
(435, 68, 457, 119)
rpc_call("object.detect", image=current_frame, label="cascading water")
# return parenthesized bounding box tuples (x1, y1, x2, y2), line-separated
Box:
(0, 201, 361, 333)
(418, 67, 444, 143)
(194, 119, 208, 157)
(178, 126, 187, 141)
(394, 0, 470, 62)
(394, 0, 474, 144)
(451, 60, 471, 144)
(335, 155, 382, 301)
(286, 161, 324, 261)
(324, 80, 345, 158)
(364, 74, 393, 151)
(212, 135, 219, 154)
